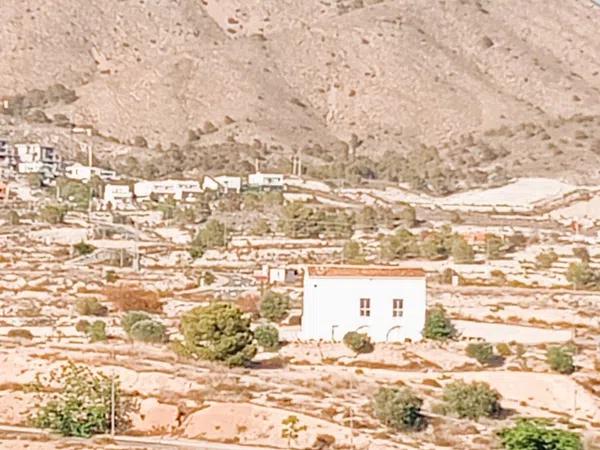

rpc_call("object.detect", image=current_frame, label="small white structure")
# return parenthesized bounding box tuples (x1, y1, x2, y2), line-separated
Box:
(103, 184, 133, 209)
(301, 265, 427, 342)
(64, 163, 117, 182)
(248, 172, 284, 190)
(202, 175, 242, 194)
(134, 179, 202, 202)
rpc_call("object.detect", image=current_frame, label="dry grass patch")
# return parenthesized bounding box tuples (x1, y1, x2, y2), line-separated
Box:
(105, 285, 163, 313)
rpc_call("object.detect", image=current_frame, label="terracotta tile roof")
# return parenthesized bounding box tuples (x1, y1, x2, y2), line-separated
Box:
(307, 266, 425, 278)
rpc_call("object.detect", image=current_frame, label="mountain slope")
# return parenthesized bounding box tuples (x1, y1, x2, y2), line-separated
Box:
(1, 0, 600, 188)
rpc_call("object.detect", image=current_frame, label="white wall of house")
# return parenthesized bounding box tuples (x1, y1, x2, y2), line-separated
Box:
(248, 172, 284, 188)
(104, 184, 132, 208)
(202, 176, 220, 192)
(65, 164, 92, 181)
(301, 266, 427, 342)
(134, 180, 201, 201)
(215, 176, 241, 193)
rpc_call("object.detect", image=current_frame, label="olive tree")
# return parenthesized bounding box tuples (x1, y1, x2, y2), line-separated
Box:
(179, 303, 256, 367)
(372, 387, 424, 431)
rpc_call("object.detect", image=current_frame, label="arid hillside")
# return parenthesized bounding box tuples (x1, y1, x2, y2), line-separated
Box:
(2, 0, 600, 190)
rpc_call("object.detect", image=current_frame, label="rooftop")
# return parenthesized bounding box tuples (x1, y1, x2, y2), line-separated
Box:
(306, 265, 425, 278)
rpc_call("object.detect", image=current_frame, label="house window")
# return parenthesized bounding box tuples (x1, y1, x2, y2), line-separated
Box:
(392, 298, 404, 317)
(359, 298, 371, 317)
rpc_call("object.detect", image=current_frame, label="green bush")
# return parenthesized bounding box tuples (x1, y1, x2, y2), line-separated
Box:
(423, 306, 457, 341)
(73, 241, 96, 256)
(372, 387, 424, 431)
(498, 419, 583, 450)
(342, 241, 365, 264)
(343, 331, 373, 354)
(535, 251, 558, 269)
(39, 204, 68, 224)
(105, 270, 119, 283)
(129, 319, 166, 343)
(32, 362, 125, 437)
(379, 228, 420, 260)
(466, 342, 495, 365)
(546, 345, 576, 374)
(87, 320, 107, 343)
(451, 236, 474, 264)
(189, 220, 227, 258)
(255, 324, 280, 351)
(496, 343, 512, 357)
(121, 311, 151, 333)
(566, 262, 598, 290)
(441, 380, 502, 420)
(260, 291, 291, 322)
(75, 298, 108, 317)
(179, 303, 256, 367)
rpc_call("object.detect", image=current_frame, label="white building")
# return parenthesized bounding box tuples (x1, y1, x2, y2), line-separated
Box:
(248, 172, 284, 190)
(13, 143, 60, 174)
(64, 163, 117, 182)
(202, 175, 242, 194)
(134, 179, 202, 202)
(301, 265, 427, 342)
(103, 184, 133, 209)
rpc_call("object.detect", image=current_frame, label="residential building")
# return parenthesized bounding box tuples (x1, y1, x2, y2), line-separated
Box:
(103, 184, 133, 209)
(64, 163, 117, 182)
(13, 143, 60, 174)
(248, 172, 284, 190)
(301, 265, 427, 342)
(134, 179, 202, 202)
(202, 175, 242, 194)
(0, 139, 14, 170)
(0, 181, 7, 200)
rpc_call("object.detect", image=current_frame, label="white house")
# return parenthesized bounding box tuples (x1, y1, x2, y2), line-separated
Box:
(202, 175, 241, 194)
(248, 172, 284, 190)
(134, 179, 202, 202)
(103, 184, 133, 209)
(64, 163, 117, 182)
(301, 265, 427, 342)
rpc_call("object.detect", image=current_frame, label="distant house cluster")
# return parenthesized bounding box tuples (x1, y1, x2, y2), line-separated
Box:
(104, 172, 285, 209)
(1, 136, 286, 209)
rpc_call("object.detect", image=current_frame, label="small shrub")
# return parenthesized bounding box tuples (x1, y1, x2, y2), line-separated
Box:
(75, 298, 108, 317)
(129, 319, 166, 343)
(105, 271, 118, 283)
(75, 319, 91, 333)
(7, 328, 33, 339)
(423, 306, 457, 341)
(87, 320, 107, 342)
(466, 342, 496, 365)
(200, 271, 216, 286)
(546, 345, 576, 374)
(343, 331, 373, 354)
(535, 251, 558, 269)
(372, 387, 424, 431)
(255, 324, 280, 351)
(441, 380, 502, 420)
(496, 343, 512, 357)
(121, 311, 152, 333)
(260, 291, 290, 322)
(32, 362, 126, 437)
(498, 419, 583, 450)
(73, 241, 96, 256)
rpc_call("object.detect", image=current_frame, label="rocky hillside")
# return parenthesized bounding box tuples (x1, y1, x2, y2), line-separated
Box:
(1, 0, 600, 191)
